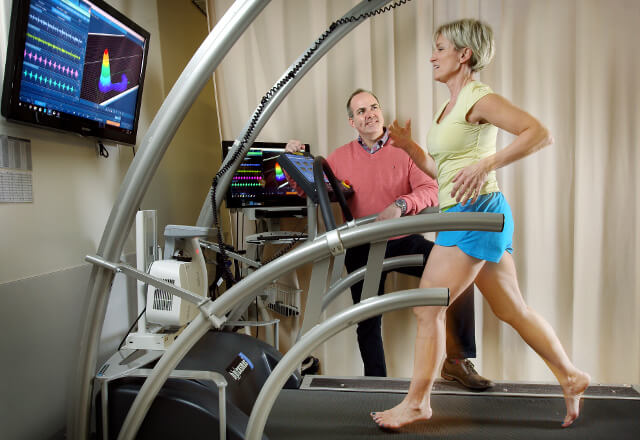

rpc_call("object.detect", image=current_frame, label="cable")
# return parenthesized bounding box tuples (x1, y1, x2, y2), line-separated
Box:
(261, 230, 307, 265)
(97, 140, 109, 158)
(210, 0, 412, 285)
(117, 307, 147, 351)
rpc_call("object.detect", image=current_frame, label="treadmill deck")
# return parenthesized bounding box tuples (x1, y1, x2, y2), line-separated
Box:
(265, 377, 640, 439)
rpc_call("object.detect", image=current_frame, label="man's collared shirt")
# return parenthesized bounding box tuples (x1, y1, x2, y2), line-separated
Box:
(358, 127, 389, 154)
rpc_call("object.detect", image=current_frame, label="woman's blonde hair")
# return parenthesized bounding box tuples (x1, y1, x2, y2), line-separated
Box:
(434, 19, 495, 72)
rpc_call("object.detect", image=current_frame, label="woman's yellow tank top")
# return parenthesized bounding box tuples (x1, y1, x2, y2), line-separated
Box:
(426, 81, 500, 210)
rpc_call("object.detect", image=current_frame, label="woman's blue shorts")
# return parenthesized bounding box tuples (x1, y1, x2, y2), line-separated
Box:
(435, 192, 514, 263)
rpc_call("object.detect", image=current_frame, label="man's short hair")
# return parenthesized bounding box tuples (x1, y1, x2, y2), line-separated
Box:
(346, 88, 380, 118)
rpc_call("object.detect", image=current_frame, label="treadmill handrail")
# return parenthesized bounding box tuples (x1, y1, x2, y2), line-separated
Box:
(244, 287, 450, 440)
(212, 212, 502, 318)
(114, 212, 502, 440)
(321, 254, 424, 311)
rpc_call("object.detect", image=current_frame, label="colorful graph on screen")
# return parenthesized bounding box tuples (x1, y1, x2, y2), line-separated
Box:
(80, 33, 144, 105)
(98, 49, 127, 93)
(274, 162, 286, 181)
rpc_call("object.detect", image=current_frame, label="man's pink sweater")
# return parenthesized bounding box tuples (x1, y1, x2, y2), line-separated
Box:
(326, 140, 438, 219)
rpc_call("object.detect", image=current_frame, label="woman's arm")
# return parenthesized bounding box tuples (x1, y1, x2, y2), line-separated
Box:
(468, 94, 553, 171)
(388, 119, 438, 179)
(451, 94, 554, 205)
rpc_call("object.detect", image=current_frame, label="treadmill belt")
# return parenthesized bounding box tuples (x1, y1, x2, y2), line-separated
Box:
(303, 376, 640, 398)
(266, 389, 640, 439)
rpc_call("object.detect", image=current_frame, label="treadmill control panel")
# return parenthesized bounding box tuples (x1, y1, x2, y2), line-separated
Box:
(276, 153, 353, 203)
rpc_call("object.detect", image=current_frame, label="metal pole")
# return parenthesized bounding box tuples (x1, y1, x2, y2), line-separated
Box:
(67, 2, 269, 438)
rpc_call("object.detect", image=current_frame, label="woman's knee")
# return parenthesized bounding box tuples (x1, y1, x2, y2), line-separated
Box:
(413, 305, 446, 325)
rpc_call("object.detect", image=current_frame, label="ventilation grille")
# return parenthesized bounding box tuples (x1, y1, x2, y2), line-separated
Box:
(152, 279, 176, 311)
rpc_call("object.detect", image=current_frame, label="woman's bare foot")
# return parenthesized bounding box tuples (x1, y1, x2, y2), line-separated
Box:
(370, 400, 432, 430)
(561, 370, 590, 427)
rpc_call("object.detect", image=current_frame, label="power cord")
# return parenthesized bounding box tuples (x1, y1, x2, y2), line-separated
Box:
(97, 140, 109, 158)
(260, 230, 307, 265)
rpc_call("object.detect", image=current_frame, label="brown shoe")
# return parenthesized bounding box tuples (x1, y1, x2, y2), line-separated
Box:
(441, 358, 494, 391)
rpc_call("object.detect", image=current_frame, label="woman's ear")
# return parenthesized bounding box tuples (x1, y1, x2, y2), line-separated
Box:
(460, 47, 473, 64)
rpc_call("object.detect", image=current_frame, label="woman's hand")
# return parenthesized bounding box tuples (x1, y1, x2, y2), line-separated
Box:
(388, 119, 413, 151)
(451, 160, 489, 205)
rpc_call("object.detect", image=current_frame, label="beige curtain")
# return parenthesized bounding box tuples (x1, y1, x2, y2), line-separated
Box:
(208, 0, 640, 385)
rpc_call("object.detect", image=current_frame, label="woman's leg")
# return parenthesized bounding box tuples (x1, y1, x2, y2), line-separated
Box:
(371, 245, 484, 428)
(475, 252, 590, 427)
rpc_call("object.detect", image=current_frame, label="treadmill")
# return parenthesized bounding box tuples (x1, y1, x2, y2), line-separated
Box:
(68, 1, 640, 439)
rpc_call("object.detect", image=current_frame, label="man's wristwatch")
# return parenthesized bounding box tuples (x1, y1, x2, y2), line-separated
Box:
(394, 198, 407, 216)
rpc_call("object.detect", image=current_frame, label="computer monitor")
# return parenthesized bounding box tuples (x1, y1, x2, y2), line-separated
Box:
(1, 0, 150, 145)
(222, 141, 307, 210)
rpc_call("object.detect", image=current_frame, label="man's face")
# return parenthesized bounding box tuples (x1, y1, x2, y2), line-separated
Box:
(348, 92, 384, 140)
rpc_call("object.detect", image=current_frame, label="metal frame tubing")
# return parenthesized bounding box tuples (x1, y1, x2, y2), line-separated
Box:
(321, 254, 424, 311)
(196, 0, 394, 226)
(244, 287, 449, 440)
(67, 1, 269, 438)
(113, 212, 502, 439)
(360, 240, 388, 300)
(99, 369, 228, 440)
(207, 213, 501, 320)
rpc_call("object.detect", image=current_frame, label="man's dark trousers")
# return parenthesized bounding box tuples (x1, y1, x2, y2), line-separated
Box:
(345, 234, 477, 377)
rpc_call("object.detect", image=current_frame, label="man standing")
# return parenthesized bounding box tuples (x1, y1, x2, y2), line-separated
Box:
(285, 89, 492, 390)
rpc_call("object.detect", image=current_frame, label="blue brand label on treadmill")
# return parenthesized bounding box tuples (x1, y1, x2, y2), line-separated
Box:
(226, 352, 254, 382)
(97, 363, 109, 377)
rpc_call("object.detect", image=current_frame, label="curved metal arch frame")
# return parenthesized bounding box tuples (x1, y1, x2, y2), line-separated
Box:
(70, 1, 504, 439)
(114, 212, 503, 439)
(69, 1, 400, 437)
(197, 0, 393, 224)
(68, 2, 270, 438)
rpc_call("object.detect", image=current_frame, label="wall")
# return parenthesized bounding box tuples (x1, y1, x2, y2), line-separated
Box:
(0, 0, 222, 438)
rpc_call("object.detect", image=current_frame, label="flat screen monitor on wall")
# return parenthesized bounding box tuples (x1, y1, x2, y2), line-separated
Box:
(222, 141, 307, 210)
(1, 0, 150, 145)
